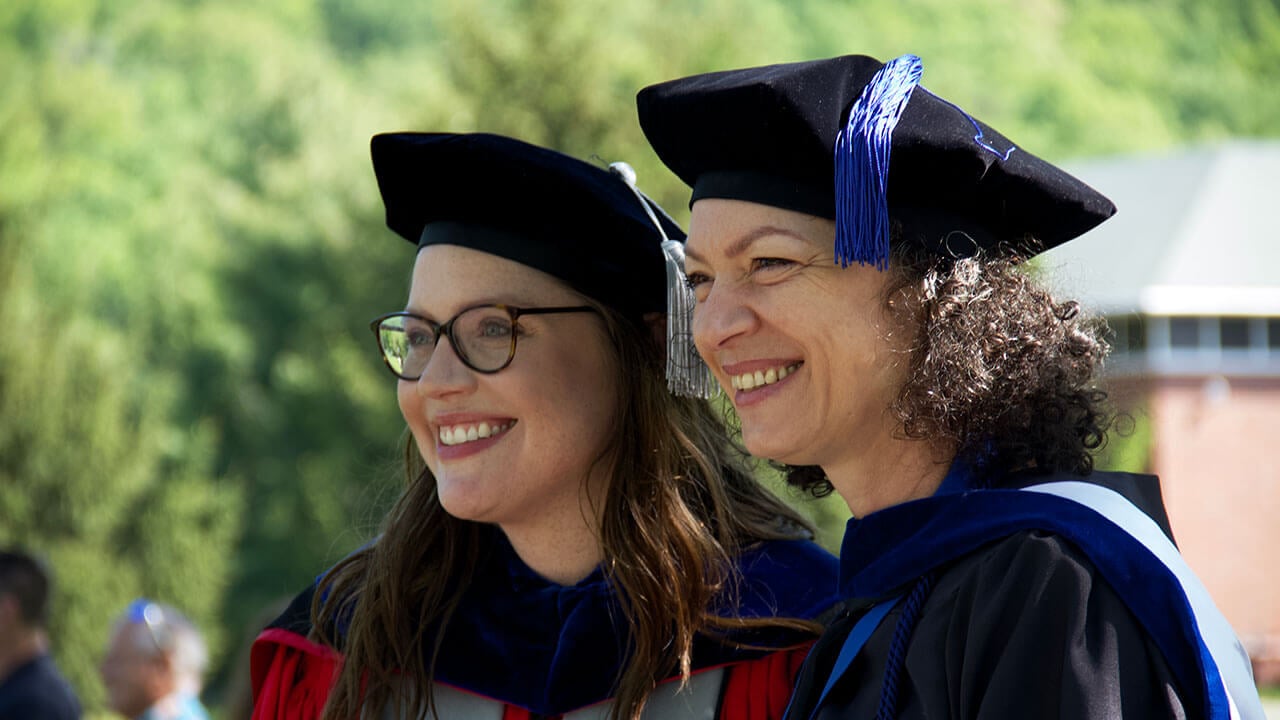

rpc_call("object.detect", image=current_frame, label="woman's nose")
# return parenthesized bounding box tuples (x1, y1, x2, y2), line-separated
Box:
(415, 335, 477, 398)
(693, 283, 760, 354)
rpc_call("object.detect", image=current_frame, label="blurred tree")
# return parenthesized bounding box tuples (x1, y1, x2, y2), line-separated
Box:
(0, 2, 241, 707)
(79, 1, 424, 669)
(1095, 405, 1156, 475)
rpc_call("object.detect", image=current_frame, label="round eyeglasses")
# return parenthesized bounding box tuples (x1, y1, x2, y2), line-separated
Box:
(370, 304, 598, 379)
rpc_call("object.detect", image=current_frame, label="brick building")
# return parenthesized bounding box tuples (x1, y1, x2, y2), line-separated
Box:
(1044, 140, 1280, 686)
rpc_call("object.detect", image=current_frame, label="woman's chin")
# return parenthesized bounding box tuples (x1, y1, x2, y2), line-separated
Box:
(437, 488, 497, 525)
(741, 427, 812, 468)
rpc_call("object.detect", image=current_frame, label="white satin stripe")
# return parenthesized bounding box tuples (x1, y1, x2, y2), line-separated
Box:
(1024, 481, 1264, 720)
(415, 682, 504, 719)
(563, 668, 723, 720)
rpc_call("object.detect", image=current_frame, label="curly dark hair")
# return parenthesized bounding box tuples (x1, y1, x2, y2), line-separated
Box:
(785, 237, 1114, 495)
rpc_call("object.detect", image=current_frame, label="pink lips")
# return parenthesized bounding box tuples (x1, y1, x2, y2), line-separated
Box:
(436, 432, 509, 460)
(720, 359, 798, 376)
(732, 371, 797, 408)
(432, 413, 516, 461)
(719, 359, 802, 409)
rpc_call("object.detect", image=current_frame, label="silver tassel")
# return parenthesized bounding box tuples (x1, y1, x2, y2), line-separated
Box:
(609, 162, 716, 399)
(660, 238, 717, 398)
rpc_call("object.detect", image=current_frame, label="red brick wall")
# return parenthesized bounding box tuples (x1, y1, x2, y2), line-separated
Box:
(1147, 376, 1280, 686)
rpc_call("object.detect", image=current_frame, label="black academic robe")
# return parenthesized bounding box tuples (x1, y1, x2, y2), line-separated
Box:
(252, 531, 840, 719)
(782, 469, 1264, 720)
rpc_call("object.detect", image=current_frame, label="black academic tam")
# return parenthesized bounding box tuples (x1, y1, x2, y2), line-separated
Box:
(638, 53, 1116, 264)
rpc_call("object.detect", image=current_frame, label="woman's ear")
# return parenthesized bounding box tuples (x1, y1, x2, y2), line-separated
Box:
(641, 312, 666, 352)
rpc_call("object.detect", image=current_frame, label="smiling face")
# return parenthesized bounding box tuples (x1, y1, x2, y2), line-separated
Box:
(684, 198, 913, 475)
(397, 244, 618, 534)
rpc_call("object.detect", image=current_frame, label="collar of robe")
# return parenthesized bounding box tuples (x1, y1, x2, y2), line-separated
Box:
(835, 468, 1220, 719)
(430, 528, 838, 715)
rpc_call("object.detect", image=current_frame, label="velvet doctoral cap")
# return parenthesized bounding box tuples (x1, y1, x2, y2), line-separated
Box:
(370, 132, 684, 319)
(637, 54, 1116, 267)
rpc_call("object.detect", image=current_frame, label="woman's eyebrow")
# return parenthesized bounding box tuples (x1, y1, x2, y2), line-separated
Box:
(685, 225, 809, 264)
(402, 293, 543, 319)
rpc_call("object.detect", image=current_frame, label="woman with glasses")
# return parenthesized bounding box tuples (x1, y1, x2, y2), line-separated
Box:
(249, 133, 838, 720)
(638, 54, 1264, 719)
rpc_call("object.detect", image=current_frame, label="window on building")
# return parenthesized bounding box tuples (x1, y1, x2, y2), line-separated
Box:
(1126, 316, 1146, 351)
(1105, 317, 1126, 352)
(1105, 314, 1280, 364)
(1169, 317, 1199, 349)
(1109, 315, 1145, 353)
(1220, 318, 1250, 349)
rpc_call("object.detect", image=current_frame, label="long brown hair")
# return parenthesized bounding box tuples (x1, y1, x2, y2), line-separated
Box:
(314, 296, 819, 720)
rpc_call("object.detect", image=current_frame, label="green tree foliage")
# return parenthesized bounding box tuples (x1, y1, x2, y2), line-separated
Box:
(1, 0, 1276, 712)
(1095, 404, 1156, 474)
(0, 2, 243, 707)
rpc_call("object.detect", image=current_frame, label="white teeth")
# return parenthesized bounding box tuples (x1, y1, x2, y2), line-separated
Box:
(730, 363, 800, 391)
(438, 421, 513, 446)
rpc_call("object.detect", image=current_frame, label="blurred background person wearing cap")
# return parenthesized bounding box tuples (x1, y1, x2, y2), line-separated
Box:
(0, 548, 81, 720)
(249, 133, 839, 719)
(639, 54, 1264, 719)
(101, 600, 210, 720)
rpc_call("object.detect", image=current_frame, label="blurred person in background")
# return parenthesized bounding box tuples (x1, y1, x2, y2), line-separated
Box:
(0, 548, 81, 720)
(101, 599, 210, 720)
(639, 53, 1264, 719)
(250, 133, 840, 719)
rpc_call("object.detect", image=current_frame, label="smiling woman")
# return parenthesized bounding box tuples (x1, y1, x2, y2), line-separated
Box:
(640, 53, 1266, 719)
(246, 133, 840, 720)
(684, 201, 913, 498)
(395, 245, 620, 555)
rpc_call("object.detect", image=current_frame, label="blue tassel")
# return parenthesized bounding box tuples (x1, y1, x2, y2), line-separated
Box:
(875, 572, 934, 720)
(834, 54, 924, 269)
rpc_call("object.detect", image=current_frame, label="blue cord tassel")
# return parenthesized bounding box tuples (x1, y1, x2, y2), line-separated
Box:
(876, 572, 934, 720)
(834, 54, 924, 269)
